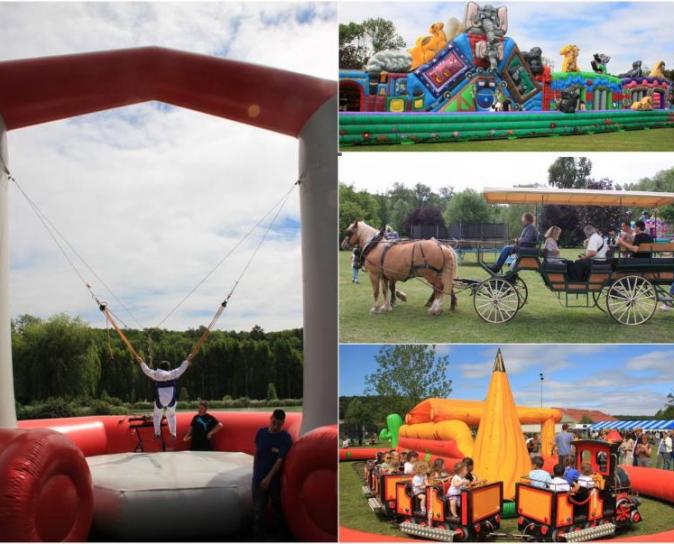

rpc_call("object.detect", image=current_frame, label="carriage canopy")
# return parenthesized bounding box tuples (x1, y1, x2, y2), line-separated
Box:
(483, 187, 674, 208)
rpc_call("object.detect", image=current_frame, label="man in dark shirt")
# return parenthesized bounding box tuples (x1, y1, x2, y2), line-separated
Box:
(490, 213, 539, 273)
(253, 409, 293, 541)
(183, 401, 223, 451)
(617, 220, 653, 258)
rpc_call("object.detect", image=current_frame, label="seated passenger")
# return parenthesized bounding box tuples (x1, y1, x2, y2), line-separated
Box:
(446, 461, 470, 521)
(567, 225, 609, 281)
(489, 213, 538, 273)
(411, 461, 429, 515)
(430, 458, 449, 480)
(617, 220, 654, 258)
(404, 451, 419, 475)
(463, 457, 485, 486)
(577, 462, 595, 489)
(528, 456, 552, 489)
(563, 457, 579, 486)
(549, 464, 572, 492)
(378, 453, 395, 473)
(543, 226, 564, 264)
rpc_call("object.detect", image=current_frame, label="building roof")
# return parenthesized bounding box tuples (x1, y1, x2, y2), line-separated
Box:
(554, 408, 617, 423)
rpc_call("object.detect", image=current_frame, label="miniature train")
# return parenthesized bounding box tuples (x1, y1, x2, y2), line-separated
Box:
(360, 440, 641, 542)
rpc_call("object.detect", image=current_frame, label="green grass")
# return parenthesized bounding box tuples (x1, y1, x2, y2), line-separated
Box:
(341, 128, 674, 152)
(340, 250, 673, 343)
(340, 461, 674, 539)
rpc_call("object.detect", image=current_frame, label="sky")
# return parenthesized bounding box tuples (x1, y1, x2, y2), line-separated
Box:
(339, 2, 674, 76)
(339, 153, 674, 193)
(2, 2, 336, 332)
(339, 344, 674, 416)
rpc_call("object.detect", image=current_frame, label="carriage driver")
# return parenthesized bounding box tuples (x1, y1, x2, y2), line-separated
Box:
(136, 354, 193, 441)
(489, 213, 538, 273)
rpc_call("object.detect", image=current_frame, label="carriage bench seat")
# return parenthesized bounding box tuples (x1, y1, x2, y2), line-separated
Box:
(517, 247, 541, 257)
(542, 262, 567, 273)
(589, 262, 613, 273)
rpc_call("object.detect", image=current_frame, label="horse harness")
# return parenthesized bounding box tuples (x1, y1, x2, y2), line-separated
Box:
(364, 238, 446, 280)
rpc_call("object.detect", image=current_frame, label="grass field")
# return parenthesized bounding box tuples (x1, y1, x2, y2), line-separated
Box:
(340, 459, 674, 540)
(339, 250, 673, 343)
(341, 128, 674, 152)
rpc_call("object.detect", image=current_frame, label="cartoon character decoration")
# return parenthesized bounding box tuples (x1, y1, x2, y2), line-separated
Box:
(591, 53, 610, 74)
(558, 86, 581, 113)
(475, 77, 498, 111)
(523, 47, 544, 76)
(464, 2, 508, 71)
(619, 60, 644, 79)
(631, 95, 653, 111)
(650, 60, 666, 79)
(559, 44, 580, 72)
(410, 22, 448, 69)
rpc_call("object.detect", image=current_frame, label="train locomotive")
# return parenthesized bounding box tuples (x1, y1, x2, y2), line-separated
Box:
(516, 440, 641, 542)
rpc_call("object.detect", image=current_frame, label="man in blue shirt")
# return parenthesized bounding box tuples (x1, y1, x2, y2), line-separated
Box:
(555, 424, 574, 467)
(253, 409, 293, 541)
(489, 213, 538, 273)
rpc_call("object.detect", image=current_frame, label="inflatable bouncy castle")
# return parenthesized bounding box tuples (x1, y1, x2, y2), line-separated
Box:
(0, 47, 337, 542)
(339, 2, 674, 145)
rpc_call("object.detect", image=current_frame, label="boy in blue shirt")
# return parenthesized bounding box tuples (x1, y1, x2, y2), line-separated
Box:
(563, 457, 579, 486)
(528, 456, 552, 489)
(253, 409, 293, 541)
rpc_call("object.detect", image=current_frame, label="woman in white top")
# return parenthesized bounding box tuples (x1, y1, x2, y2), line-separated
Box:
(543, 226, 564, 264)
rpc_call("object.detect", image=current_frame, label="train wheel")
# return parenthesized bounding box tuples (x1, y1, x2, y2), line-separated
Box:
(473, 278, 520, 323)
(615, 499, 632, 526)
(511, 276, 528, 309)
(606, 276, 657, 325)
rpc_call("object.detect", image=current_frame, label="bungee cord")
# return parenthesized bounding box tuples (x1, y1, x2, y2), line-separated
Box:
(8, 167, 300, 363)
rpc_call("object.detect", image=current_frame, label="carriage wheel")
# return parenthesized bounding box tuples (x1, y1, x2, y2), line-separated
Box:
(606, 275, 657, 325)
(473, 278, 520, 323)
(592, 289, 608, 313)
(511, 276, 528, 309)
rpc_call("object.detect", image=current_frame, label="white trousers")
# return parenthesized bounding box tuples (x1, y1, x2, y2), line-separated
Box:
(153, 404, 177, 437)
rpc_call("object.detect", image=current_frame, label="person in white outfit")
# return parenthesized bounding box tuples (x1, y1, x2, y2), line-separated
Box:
(137, 354, 193, 439)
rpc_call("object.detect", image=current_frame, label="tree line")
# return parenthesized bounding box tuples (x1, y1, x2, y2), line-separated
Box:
(12, 314, 304, 406)
(340, 159, 674, 248)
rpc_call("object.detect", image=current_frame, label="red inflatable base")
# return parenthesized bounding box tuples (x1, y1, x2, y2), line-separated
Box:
(1, 412, 336, 542)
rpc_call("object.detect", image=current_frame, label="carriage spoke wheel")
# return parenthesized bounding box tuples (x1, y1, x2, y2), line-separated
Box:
(606, 275, 657, 325)
(511, 276, 528, 309)
(592, 288, 608, 313)
(473, 278, 520, 323)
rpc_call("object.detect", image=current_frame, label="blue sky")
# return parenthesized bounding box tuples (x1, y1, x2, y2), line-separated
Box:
(340, 344, 674, 416)
(2, 2, 336, 332)
(340, 2, 674, 76)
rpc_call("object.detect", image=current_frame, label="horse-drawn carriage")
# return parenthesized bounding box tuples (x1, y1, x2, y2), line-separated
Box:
(464, 188, 674, 325)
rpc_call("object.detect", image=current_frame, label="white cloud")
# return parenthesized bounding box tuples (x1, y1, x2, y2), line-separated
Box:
(3, 2, 336, 332)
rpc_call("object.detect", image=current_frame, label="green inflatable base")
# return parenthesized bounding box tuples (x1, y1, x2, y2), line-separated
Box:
(501, 500, 517, 518)
(339, 109, 674, 146)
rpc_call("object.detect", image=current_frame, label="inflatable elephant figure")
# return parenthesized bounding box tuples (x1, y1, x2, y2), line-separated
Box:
(465, 2, 508, 71)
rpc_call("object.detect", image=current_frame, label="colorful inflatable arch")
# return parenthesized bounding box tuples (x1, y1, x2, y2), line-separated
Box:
(0, 47, 337, 542)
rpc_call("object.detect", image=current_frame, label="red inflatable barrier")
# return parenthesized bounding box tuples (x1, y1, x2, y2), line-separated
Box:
(622, 465, 674, 504)
(0, 428, 93, 542)
(5, 411, 327, 542)
(282, 425, 337, 542)
(340, 448, 383, 461)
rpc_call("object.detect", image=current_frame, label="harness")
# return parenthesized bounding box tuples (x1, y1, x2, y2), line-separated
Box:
(407, 240, 445, 280)
(154, 379, 178, 409)
(359, 230, 385, 268)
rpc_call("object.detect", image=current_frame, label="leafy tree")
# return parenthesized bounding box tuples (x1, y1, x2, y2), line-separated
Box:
(266, 383, 279, 401)
(389, 199, 413, 234)
(179, 387, 190, 402)
(403, 207, 445, 236)
(579, 415, 594, 424)
(344, 398, 372, 428)
(339, 183, 382, 237)
(365, 345, 453, 417)
(339, 22, 368, 69)
(548, 157, 593, 189)
(443, 189, 493, 225)
(655, 393, 674, 419)
(361, 18, 406, 54)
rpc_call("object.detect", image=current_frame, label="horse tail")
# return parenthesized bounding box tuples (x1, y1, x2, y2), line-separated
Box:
(441, 245, 458, 310)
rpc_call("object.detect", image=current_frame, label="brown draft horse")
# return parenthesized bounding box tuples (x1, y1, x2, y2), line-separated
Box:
(342, 220, 458, 315)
